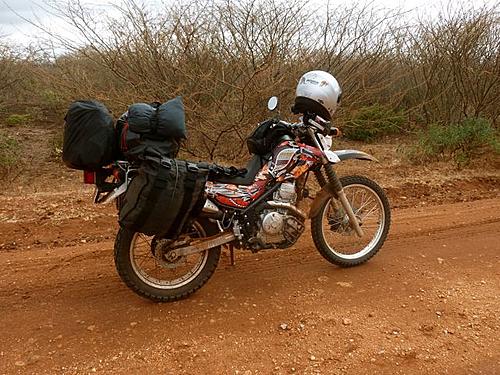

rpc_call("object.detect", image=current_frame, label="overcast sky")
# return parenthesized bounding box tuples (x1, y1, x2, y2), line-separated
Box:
(1, 0, 497, 46)
(1, 0, 55, 38)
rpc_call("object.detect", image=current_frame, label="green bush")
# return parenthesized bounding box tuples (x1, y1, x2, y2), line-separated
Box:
(5, 113, 31, 127)
(343, 104, 407, 142)
(0, 132, 21, 178)
(409, 118, 499, 165)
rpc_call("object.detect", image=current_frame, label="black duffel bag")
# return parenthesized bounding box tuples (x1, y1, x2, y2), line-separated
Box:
(63, 100, 116, 170)
(116, 97, 186, 161)
(118, 119, 180, 161)
(127, 96, 186, 139)
(119, 156, 209, 238)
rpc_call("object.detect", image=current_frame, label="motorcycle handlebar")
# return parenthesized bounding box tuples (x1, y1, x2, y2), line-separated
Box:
(279, 117, 337, 137)
(277, 120, 302, 129)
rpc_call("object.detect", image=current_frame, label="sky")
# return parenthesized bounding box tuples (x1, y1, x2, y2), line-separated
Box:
(0, 0, 497, 47)
(0, 0, 118, 46)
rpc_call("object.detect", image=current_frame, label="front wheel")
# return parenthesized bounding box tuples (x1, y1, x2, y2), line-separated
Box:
(311, 175, 391, 267)
(114, 219, 221, 302)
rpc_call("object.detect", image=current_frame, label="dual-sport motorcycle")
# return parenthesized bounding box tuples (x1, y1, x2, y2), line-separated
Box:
(88, 97, 391, 302)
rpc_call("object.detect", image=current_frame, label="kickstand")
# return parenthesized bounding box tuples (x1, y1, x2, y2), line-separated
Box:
(229, 244, 235, 266)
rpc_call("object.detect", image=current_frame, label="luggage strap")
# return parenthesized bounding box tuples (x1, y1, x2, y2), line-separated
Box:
(121, 122, 129, 152)
(150, 107, 160, 135)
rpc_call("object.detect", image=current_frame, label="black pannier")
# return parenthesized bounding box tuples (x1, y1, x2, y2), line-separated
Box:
(63, 100, 116, 170)
(246, 119, 293, 155)
(117, 97, 186, 160)
(119, 156, 209, 238)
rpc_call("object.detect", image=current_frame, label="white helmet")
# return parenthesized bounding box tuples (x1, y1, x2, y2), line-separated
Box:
(292, 70, 342, 120)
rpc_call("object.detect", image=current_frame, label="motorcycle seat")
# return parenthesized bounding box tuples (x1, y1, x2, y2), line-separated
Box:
(210, 154, 268, 185)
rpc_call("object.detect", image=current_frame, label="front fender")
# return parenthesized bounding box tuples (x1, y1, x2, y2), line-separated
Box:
(334, 149, 379, 162)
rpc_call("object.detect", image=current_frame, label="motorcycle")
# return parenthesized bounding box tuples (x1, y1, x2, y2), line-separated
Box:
(87, 97, 391, 302)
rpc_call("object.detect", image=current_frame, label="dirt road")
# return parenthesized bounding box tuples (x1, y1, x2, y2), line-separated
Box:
(0, 196, 499, 374)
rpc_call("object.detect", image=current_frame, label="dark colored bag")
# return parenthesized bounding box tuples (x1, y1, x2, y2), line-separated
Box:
(127, 96, 187, 140)
(246, 119, 292, 155)
(119, 157, 209, 238)
(63, 100, 116, 170)
(117, 97, 185, 161)
(118, 120, 180, 161)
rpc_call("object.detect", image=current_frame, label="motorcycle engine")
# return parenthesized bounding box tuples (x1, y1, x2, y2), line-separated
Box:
(248, 182, 305, 250)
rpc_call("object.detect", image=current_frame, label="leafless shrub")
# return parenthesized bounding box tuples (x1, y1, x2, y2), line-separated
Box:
(0, 41, 32, 109)
(1, 0, 498, 161)
(400, 4, 500, 126)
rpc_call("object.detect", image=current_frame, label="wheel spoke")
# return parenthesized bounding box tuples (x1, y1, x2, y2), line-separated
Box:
(137, 234, 151, 246)
(360, 223, 379, 229)
(128, 224, 211, 290)
(348, 190, 358, 209)
(360, 204, 379, 222)
(354, 197, 374, 214)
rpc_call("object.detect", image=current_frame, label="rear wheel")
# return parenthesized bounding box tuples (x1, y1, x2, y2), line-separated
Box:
(114, 219, 221, 302)
(311, 175, 390, 267)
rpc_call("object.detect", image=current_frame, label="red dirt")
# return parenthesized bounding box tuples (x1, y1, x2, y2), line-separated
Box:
(0, 187, 499, 374)
(1, 130, 499, 374)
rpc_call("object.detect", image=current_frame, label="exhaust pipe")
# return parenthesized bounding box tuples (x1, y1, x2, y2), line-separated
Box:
(266, 201, 306, 219)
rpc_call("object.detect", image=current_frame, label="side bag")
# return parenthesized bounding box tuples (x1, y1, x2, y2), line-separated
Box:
(119, 157, 208, 238)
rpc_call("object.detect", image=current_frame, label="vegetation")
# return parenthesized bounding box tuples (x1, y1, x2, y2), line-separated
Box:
(0, 132, 22, 179)
(344, 105, 407, 142)
(408, 118, 499, 166)
(5, 114, 31, 127)
(0, 0, 498, 164)
(49, 131, 64, 160)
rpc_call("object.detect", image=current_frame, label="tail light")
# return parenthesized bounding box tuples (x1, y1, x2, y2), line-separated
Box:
(83, 170, 96, 184)
(112, 168, 121, 181)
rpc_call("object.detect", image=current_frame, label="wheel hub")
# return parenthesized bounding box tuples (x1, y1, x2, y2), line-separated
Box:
(328, 207, 363, 234)
(151, 239, 185, 269)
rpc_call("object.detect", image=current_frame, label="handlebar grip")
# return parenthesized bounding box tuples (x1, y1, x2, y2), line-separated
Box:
(330, 127, 342, 137)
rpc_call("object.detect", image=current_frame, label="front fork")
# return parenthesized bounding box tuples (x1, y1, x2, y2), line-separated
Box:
(315, 165, 364, 237)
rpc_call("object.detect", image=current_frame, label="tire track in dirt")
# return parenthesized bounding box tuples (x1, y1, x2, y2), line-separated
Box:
(1, 199, 498, 304)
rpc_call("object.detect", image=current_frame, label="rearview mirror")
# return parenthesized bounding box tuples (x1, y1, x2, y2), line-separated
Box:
(267, 96, 278, 111)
